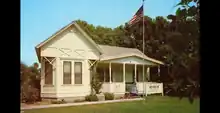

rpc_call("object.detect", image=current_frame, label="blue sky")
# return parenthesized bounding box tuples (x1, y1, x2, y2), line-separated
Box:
(21, 0, 180, 66)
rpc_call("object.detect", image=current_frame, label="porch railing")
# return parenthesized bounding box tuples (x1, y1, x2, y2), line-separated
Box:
(145, 82, 163, 96)
(102, 82, 164, 96)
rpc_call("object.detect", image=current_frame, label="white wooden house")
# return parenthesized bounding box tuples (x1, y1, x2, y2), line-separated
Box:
(35, 21, 164, 101)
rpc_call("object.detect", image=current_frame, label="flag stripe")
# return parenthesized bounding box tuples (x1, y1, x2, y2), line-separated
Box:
(128, 5, 143, 25)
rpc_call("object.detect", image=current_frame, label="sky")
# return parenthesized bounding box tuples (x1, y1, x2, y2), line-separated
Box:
(21, 0, 180, 66)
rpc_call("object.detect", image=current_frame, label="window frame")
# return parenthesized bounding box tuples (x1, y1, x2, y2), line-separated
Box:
(74, 61, 83, 85)
(96, 67, 104, 82)
(104, 68, 112, 83)
(44, 59, 53, 85)
(63, 61, 72, 85)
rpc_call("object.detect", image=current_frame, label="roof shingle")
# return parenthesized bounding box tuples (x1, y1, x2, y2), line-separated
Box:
(98, 44, 164, 65)
(98, 44, 145, 58)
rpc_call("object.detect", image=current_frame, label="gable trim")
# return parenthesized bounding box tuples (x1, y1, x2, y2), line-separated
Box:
(101, 54, 164, 65)
(35, 21, 103, 62)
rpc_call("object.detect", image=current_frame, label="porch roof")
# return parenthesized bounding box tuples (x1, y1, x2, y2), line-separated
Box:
(98, 45, 164, 65)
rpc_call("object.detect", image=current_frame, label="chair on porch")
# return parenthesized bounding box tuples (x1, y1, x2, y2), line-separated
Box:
(130, 83, 138, 96)
(124, 82, 138, 98)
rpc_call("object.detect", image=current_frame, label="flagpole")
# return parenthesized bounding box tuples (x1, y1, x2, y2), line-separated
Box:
(142, 0, 146, 100)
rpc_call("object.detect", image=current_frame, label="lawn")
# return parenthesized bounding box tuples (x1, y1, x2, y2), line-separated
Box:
(24, 96, 200, 113)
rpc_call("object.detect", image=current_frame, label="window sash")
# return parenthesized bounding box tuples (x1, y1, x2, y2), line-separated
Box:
(137, 67, 147, 82)
(63, 73, 71, 84)
(97, 68, 104, 82)
(75, 73, 82, 84)
(45, 61, 53, 85)
(63, 61, 72, 84)
(74, 62, 82, 84)
(104, 68, 110, 82)
(63, 61, 71, 73)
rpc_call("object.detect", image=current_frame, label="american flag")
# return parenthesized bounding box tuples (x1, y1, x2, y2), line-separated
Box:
(128, 5, 144, 25)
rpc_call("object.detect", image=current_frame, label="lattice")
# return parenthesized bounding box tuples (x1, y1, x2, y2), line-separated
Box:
(44, 47, 100, 69)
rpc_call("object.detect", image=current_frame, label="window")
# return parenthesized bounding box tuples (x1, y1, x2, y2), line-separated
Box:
(114, 73, 123, 82)
(45, 60, 53, 85)
(137, 66, 148, 82)
(74, 62, 82, 84)
(104, 68, 109, 82)
(63, 61, 72, 84)
(97, 68, 104, 82)
(132, 69, 135, 83)
(104, 68, 114, 82)
(137, 68, 143, 82)
(113, 67, 123, 82)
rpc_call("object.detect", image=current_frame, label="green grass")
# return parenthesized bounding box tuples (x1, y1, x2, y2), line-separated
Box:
(24, 96, 200, 113)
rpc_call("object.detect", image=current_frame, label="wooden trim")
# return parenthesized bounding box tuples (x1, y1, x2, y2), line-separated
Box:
(35, 21, 103, 62)
(63, 61, 72, 85)
(74, 61, 83, 85)
(109, 62, 112, 83)
(43, 85, 54, 87)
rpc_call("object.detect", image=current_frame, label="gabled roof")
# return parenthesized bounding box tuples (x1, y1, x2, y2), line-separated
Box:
(35, 21, 103, 62)
(98, 45, 164, 65)
(35, 20, 164, 65)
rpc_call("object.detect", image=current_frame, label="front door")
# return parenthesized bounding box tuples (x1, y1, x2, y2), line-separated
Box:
(125, 65, 135, 92)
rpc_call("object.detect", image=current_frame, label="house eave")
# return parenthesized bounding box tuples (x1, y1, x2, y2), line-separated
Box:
(35, 47, 41, 63)
(100, 55, 164, 65)
(35, 21, 103, 62)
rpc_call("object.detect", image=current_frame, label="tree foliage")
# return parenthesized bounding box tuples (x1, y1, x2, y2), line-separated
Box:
(90, 61, 103, 95)
(165, 0, 200, 103)
(21, 62, 41, 103)
(21, 0, 199, 103)
(75, 0, 200, 103)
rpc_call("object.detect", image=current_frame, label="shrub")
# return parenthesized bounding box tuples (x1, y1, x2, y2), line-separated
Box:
(29, 88, 39, 103)
(104, 93, 114, 100)
(74, 99, 85, 103)
(85, 94, 98, 101)
(51, 99, 66, 104)
(22, 87, 40, 104)
(91, 72, 103, 94)
(21, 84, 41, 103)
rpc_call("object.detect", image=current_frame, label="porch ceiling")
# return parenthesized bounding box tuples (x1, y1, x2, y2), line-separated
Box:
(98, 45, 164, 65)
(99, 55, 162, 67)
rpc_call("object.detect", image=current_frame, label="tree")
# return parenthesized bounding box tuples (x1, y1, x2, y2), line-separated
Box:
(122, 0, 199, 103)
(20, 62, 41, 103)
(74, 3, 200, 102)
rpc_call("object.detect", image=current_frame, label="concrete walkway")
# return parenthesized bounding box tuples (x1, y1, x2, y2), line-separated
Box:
(21, 98, 144, 110)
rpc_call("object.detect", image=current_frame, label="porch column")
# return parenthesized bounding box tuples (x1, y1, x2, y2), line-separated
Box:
(55, 57, 60, 94)
(109, 62, 112, 93)
(142, 65, 145, 82)
(134, 64, 137, 83)
(147, 67, 150, 81)
(145, 66, 150, 96)
(104, 68, 106, 82)
(123, 63, 125, 83)
(158, 65, 160, 76)
(40, 57, 44, 95)
(142, 65, 145, 95)
(109, 62, 112, 83)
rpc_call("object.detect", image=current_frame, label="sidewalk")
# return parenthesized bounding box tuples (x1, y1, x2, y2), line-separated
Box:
(21, 98, 144, 110)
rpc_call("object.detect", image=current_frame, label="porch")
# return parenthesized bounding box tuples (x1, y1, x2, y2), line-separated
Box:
(95, 60, 163, 96)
